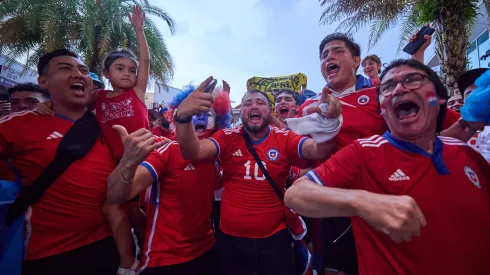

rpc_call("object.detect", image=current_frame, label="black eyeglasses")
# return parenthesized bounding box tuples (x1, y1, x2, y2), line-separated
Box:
(378, 73, 430, 96)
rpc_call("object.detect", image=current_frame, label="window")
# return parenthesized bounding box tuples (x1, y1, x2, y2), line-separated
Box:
(468, 40, 479, 69)
(478, 30, 490, 68)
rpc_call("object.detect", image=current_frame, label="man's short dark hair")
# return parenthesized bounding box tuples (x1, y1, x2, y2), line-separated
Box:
(272, 90, 297, 104)
(379, 59, 448, 133)
(38, 49, 79, 76)
(7, 82, 49, 98)
(241, 89, 272, 107)
(319, 33, 361, 58)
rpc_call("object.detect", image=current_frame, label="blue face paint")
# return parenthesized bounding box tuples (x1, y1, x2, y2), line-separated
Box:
(192, 112, 209, 129)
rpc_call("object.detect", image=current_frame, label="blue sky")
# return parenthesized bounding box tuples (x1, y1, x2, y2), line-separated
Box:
(151, 0, 421, 103)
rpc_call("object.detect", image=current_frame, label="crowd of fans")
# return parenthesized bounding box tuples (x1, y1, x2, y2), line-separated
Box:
(0, 5, 489, 275)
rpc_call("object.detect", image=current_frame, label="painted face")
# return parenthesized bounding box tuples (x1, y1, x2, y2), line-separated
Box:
(320, 40, 360, 91)
(274, 92, 297, 122)
(447, 94, 464, 112)
(10, 91, 45, 112)
(192, 110, 216, 138)
(379, 65, 439, 138)
(240, 91, 271, 133)
(105, 57, 137, 90)
(38, 55, 92, 109)
(362, 59, 381, 80)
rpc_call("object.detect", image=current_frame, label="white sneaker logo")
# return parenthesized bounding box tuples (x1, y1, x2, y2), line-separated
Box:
(233, 150, 243, 157)
(184, 163, 195, 171)
(389, 169, 410, 181)
(46, 131, 63, 140)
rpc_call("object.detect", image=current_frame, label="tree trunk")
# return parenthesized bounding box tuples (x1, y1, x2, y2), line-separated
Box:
(89, 25, 102, 76)
(90, 0, 103, 77)
(434, 5, 469, 96)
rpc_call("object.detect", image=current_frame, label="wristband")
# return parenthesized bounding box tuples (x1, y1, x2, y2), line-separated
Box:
(174, 113, 192, 124)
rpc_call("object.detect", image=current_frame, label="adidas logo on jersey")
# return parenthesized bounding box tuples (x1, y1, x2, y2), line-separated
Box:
(233, 150, 243, 157)
(46, 131, 63, 140)
(389, 169, 410, 181)
(184, 163, 195, 171)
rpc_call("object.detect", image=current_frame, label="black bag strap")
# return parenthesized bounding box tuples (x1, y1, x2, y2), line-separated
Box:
(242, 130, 284, 202)
(6, 110, 101, 224)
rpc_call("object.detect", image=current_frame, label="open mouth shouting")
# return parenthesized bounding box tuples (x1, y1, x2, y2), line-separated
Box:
(393, 100, 420, 122)
(327, 63, 340, 78)
(278, 107, 289, 117)
(70, 81, 86, 97)
(194, 123, 207, 135)
(249, 112, 262, 123)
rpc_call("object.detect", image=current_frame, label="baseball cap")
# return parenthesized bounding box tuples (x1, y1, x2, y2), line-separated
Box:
(457, 68, 488, 93)
(89, 72, 105, 89)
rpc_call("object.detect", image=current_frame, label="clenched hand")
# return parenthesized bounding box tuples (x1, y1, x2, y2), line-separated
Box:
(357, 192, 427, 243)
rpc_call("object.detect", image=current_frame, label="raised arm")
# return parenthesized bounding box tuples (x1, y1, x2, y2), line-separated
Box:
(129, 5, 150, 101)
(301, 138, 336, 160)
(411, 24, 432, 63)
(174, 77, 218, 160)
(300, 91, 342, 160)
(107, 125, 168, 203)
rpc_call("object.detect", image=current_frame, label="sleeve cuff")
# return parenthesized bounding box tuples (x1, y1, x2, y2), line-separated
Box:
(140, 161, 158, 184)
(298, 137, 308, 159)
(306, 170, 326, 186)
(207, 137, 220, 159)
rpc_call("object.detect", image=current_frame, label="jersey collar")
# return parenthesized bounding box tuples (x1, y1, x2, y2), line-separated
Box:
(329, 85, 356, 98)
(383, 131, 449, 175)
(241, 125, 271, 145)
(327, 75, 373, 98)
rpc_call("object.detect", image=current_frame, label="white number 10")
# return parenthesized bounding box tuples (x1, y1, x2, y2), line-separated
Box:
(243, 160, 267, 181)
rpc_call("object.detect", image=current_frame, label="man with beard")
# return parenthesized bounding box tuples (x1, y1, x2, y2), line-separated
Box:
(285, 59, 490, 275)
(106, 84, 232, 275)
(173, 77, 342, 275)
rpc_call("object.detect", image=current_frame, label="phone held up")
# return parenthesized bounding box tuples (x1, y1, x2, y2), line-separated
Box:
(203, 79, 218, 94)
(403, 26, 435, 55)
(0, 92, 10, 103)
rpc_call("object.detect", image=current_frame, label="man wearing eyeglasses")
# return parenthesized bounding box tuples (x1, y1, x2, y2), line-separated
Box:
(285, 59, 490, 275)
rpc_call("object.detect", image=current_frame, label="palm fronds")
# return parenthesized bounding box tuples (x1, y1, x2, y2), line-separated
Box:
(0, 0, 175, 85)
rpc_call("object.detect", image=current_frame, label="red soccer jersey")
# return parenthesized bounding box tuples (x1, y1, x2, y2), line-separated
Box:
(151, 126, 172, 139)
(298, 87, 460, 153)
(139, 141, 218, 268)
(208, 125, 307, 238)
(96, 89, 149, 162)
(298, 88, 386, 152)
(0, 111, 113, 260)
(442, 108, 460, 130)
(307, 132, 490, 275)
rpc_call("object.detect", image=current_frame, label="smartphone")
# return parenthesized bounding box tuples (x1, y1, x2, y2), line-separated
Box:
(203, 79, 217, 94)
(0, 92, 10, 103)
(403, 26, 435, 55)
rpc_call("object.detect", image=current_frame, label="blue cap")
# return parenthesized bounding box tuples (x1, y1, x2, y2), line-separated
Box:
(89, 72, 104, 88)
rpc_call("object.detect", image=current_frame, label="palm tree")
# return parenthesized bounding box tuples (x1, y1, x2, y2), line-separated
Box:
(318, 0, 487, 95)
(0, 0, 175, 85)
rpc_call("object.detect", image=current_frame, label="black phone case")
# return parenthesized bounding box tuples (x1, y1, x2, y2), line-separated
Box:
(204, 79, 217, 94)
(403, 26, 435, 55)
(0, 93, 10, 103)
